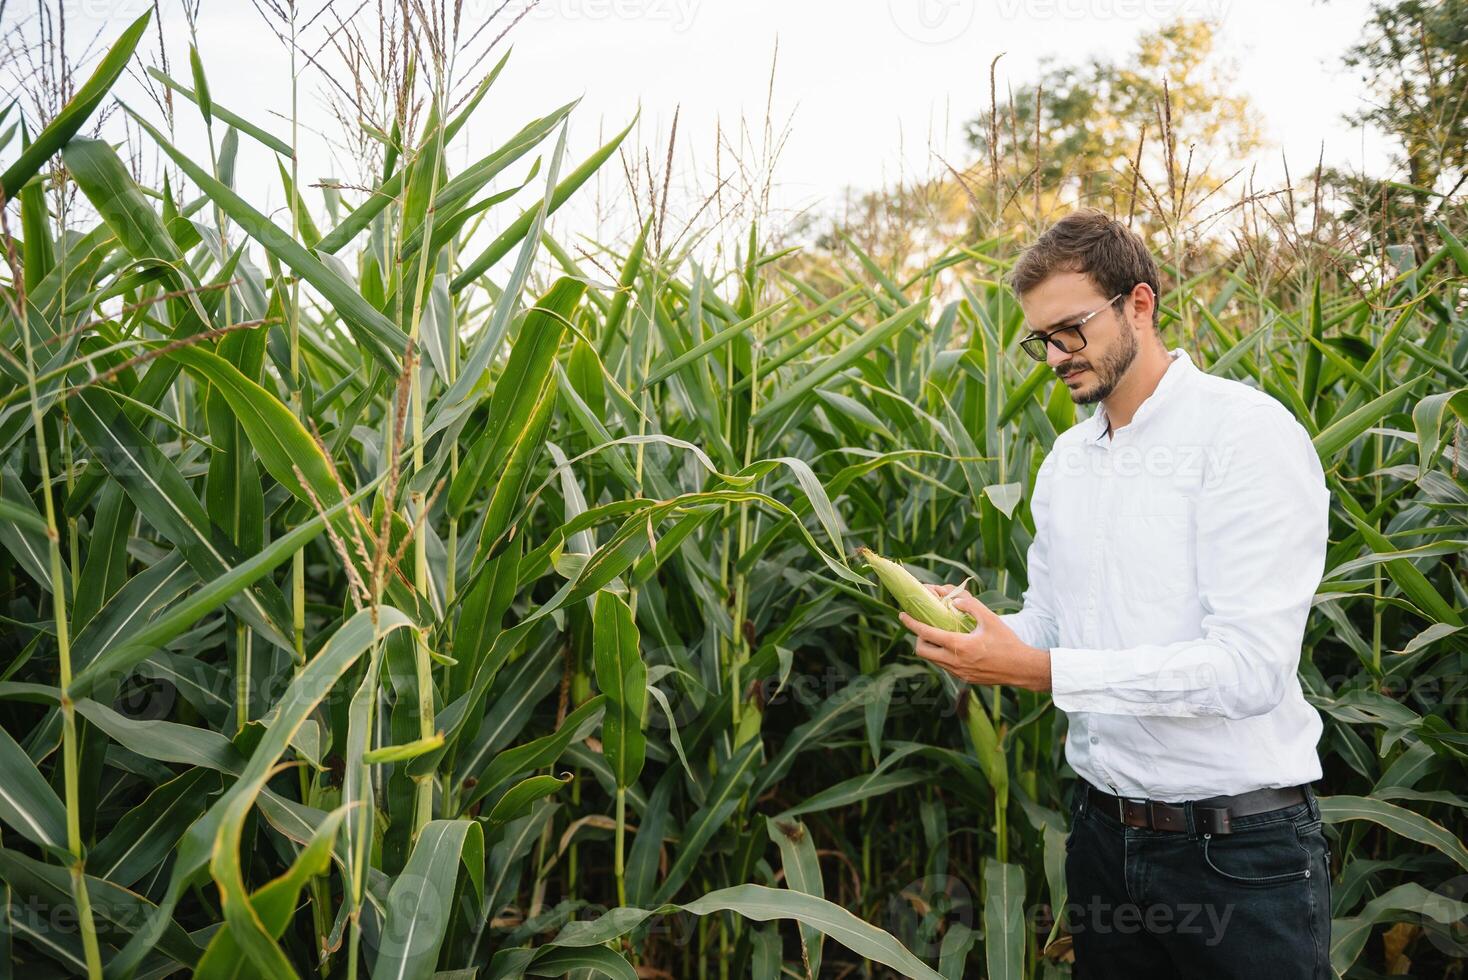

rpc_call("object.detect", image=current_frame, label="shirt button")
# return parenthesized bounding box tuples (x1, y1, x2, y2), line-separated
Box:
(1089, 736, 1099, 744)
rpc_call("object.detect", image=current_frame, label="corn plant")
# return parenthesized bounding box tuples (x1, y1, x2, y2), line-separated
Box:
(0, 11, 944, 979)
(3, 7, 1468, 980)
(536, 201, 1467, 977)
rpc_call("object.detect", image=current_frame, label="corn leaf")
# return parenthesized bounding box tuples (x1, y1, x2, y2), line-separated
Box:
(593, 591, 647, 788)
(0, 725, 66, 852)
(0, 10, 151, 199)
(371, 819, 485, 980)
(549, 882, 944, 980)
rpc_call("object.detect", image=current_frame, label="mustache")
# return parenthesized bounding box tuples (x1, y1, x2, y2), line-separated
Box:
(1056, 362, 1090, 379)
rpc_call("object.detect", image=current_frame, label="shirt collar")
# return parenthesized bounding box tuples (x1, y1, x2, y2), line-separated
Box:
(1084, 348, 1194, 443)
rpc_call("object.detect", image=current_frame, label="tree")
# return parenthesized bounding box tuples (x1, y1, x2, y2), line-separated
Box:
(961, 18, 1262, 235)
(1333, 0, 1468, 258)
(778, 20, 1269, 295)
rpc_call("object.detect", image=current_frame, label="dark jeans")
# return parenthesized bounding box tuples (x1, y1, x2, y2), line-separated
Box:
(1061, 780, 1332, 979)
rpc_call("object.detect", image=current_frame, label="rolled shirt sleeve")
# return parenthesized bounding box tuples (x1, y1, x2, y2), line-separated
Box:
(999, 455, 1062, 651)
(1048, 404, 1329, 719)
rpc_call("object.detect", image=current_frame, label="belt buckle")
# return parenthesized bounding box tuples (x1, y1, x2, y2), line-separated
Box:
(1147, 800, 1170, 831)
(1200, 805, 1232, 835)
(1119, 796, 1148, 828)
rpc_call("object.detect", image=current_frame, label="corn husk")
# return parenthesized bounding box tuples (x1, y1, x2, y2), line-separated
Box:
(857, 547, 977, 633)
(962, 689, 1008, 796)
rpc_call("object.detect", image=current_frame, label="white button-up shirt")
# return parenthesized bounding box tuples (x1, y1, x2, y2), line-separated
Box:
(999, 349, 1329, 800)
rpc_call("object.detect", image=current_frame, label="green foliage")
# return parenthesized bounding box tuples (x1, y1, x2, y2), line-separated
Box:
(961, 17, 1261, 231)
(0, 10, 1465, 980)
(1329, 0, 1468, 261)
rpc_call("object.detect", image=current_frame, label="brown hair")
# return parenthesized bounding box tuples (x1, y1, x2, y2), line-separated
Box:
(1008, 208, 1161, 329)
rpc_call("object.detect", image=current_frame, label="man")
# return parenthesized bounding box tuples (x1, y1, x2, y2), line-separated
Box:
(898, 208, 1332, 978)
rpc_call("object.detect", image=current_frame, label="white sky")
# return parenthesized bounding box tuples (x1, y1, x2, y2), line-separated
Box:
(11, 0, 1393, 256)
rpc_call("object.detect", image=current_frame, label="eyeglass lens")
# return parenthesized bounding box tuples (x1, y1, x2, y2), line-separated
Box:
(1021, 325, 1084, 359)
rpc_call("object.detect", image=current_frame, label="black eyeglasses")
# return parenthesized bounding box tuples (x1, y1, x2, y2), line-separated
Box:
(1018, 293, 1125, 362)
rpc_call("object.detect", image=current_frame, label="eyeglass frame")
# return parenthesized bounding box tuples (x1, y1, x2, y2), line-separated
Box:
(1018, 292, 1127, 362)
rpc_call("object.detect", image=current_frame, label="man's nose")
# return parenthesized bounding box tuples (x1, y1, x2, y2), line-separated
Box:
(1045, 341, 1072, 369)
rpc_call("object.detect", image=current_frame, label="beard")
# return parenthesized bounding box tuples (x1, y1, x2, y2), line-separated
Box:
(1057, 324, 1139, 405)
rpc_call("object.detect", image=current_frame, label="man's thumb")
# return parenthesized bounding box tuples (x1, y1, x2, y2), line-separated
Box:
(952, 593, 997, 621)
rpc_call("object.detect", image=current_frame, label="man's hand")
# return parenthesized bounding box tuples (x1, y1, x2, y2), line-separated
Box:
(897, 585, 1053, 692)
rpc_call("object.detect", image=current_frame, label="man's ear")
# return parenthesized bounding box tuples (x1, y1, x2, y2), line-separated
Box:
(1129, 282, 1158, 333)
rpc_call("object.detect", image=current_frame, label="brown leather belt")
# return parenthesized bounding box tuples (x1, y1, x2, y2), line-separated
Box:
(1086, 782, 1307, 835)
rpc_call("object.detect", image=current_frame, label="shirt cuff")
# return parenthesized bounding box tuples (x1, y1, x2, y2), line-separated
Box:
(1048, 647, 1108, 713)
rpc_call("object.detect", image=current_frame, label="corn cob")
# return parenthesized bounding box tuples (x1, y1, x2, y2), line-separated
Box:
(962, 688, 1008, 796)
(857, 547, 977, 633)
